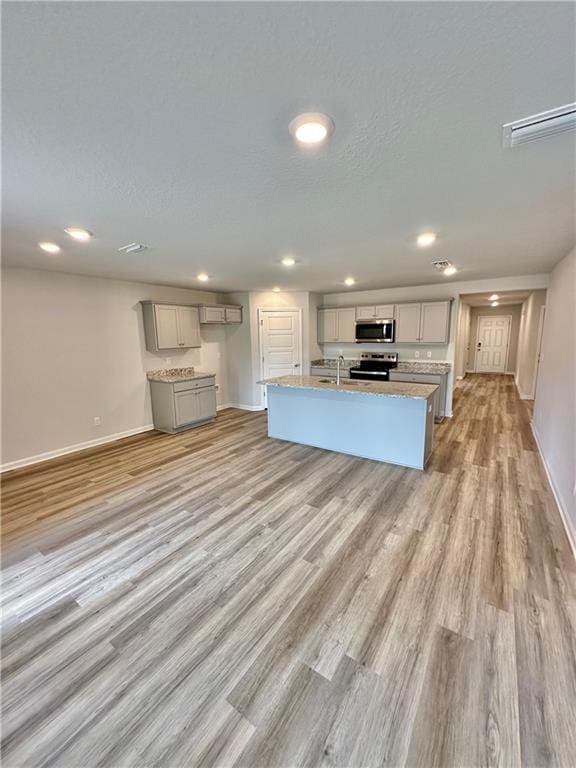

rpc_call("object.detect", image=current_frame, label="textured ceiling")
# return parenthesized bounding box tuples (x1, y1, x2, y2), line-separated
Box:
(2, 2, 575, 292)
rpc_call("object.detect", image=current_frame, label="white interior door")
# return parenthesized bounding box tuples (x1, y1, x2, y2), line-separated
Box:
(259, 309, 302, 406)
(475, 316, 511, 373)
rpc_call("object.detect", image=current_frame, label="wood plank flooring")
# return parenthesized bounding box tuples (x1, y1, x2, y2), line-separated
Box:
(2, 374, 575, 767)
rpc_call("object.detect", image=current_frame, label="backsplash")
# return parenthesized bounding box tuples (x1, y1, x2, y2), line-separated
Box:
(321, 342, 450, 362)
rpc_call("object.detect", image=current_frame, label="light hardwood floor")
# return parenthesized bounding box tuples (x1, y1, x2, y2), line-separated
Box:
(2, 374, 575, 767)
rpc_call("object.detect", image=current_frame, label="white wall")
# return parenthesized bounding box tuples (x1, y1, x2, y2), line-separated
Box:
(532, 249, 575, 553)
(516, 289, 547, 399)
(1, 267, 230, 468)
(454, 302, 471, 379)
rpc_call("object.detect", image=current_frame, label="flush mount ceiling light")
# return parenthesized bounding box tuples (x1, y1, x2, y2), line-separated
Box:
(289, 112, 334, 146)
(281, 256, 296, 267)
(491, 301, 500, 307)
(197, 273, 209, 282)
(489, 294, 499, 301)
(272, 287, 281, 293)
(64, 227, 93, 241)
(344, 277, 356, 286)
(38, 241, 60, 254)
(503, 103, 576, 148)
(416, 232, 437, 248)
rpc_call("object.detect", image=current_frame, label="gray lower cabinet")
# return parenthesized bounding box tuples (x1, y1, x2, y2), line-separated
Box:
(150, 376, 216, 433)
(310, 366, 350, 379)
(389, 371, 448, 421)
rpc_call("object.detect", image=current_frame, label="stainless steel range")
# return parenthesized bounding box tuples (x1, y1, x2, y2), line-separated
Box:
(349, 352, 398, 381)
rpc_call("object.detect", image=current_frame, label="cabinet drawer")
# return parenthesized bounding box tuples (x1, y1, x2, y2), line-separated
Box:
(173, 377, 215, 392)
(390, 373, 442, 384)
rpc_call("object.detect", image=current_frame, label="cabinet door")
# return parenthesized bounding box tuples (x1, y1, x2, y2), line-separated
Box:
(420, 301, 450, 343)
(225, 307, 242, 323)
(337, 308, 356, 342)
(374, 304, 395, 319)
(154, 305, 181, 349)
(203, 306, 227, 323)
(318, 309, 338, 342)
(196, 387, 217, 420)
(396, 303, 422, 343)
(174, 390, 200, 426)
(177, 306, 201, 347)
(356, 306, 376, 320)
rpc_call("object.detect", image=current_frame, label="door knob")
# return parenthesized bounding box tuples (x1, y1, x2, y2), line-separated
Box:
(294, 363, 300, 368)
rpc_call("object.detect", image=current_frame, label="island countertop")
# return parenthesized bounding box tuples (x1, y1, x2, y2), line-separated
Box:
(259, 375, 438, 400)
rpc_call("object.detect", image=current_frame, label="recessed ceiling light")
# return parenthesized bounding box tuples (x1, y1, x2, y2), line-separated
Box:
(443, 265, 457, 276)
(289, 112, 334, 146)
(344, 277, 356, 286)
(417, 232, 437, 248)
(272, 287, 281, 293)
(38, 241, 60, 254)
(489, 294, 499, 301)
(64, 227, 93, 241)
(281, 256, 296, 267)
(491, 301, 499, 307)
(197, 273, 209, 282)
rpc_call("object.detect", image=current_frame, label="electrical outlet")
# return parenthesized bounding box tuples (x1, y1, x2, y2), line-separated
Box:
(165, 357, 172, 365)
(427, 351, 432, 358)
(414, 351, 420, 358)
(93, 416, 101, 426)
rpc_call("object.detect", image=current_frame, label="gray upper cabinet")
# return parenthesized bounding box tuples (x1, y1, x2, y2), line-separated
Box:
(318, 309, 338, 342)
(318, 307, 356, 343)
(141, 302, 201, 352)
(396, 303, 422, 343)
(396, 301, 450, 344)
(199, 304, 242, 324)
(356, 304, 395, 320)
(419, 301, 450, 343)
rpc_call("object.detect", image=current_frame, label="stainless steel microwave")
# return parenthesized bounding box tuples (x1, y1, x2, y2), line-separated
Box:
(355, 319, 395, 343)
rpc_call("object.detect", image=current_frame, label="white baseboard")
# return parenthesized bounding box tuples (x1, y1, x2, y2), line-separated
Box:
(223, 403, 265, 412)
(531, 422, 576, 561)
(1, 424, 155, 474)
(514, 379, 533, 401)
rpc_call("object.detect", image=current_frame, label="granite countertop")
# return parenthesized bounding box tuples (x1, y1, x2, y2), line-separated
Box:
(396, 361, 451, 374)
(311, 358, 359, 369)
(259, 375, 438, 400)
(147, 367, 215, 383)
(311, 358, 451, 375)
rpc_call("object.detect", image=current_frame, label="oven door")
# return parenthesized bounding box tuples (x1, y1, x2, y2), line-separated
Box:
(349, 368, 390, 381)
(355, 320, 395, 343)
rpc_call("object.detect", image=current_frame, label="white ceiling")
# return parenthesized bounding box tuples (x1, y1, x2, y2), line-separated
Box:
(461, 290, 532, 307)
(3, 2, 575, 293)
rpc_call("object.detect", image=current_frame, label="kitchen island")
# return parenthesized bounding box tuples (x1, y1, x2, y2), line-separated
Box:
(259, 375, 438, 470)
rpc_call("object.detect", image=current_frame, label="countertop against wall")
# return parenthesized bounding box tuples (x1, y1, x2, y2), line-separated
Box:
(311, 358, 451, 375)
(146, 367, 215, 383)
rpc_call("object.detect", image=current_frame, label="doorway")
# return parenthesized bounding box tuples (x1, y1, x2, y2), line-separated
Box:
(475, 315, 511, 373)
(258, 309, 302, 406)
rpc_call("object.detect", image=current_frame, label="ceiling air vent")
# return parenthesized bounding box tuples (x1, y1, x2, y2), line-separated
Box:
(503, 103, 576, 148)
(431, 260, 451, 271)
(118, 243, 149, 254)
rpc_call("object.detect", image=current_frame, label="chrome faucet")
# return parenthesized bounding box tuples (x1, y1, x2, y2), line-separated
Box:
(336, 355, 344, 386)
